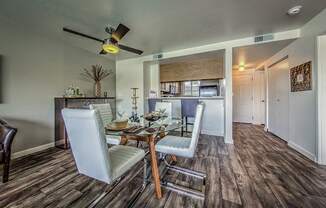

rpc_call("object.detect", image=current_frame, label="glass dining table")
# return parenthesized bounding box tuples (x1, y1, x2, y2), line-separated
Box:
(105, 119, 183, 199)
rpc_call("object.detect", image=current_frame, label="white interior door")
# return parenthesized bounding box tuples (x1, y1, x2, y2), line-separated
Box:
(253, 70, 266, 125)
(233, 74, 253, 123)
(268, 59, 289, 141)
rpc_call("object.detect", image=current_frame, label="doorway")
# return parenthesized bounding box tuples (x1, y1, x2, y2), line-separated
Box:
(233, 70, 266, 124)
(233, 73, 253, 123)
(268, 58, 289, 141)
(232, 40, 294, 126)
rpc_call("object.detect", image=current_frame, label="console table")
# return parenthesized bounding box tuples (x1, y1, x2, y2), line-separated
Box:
(54, 97, 116, 149)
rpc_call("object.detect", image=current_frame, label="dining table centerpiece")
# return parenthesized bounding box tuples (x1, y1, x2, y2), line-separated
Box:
(82, 64, 112, 97)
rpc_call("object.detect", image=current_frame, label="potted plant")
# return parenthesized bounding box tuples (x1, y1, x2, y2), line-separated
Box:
(82, 65, 112, 97)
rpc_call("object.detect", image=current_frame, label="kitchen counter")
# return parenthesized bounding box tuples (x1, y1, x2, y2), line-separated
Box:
(146, 96, 225, 137)
(147, 96, 224, 100)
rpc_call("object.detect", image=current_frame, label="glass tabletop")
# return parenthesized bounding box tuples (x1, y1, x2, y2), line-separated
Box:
(105, 119, 183, 137)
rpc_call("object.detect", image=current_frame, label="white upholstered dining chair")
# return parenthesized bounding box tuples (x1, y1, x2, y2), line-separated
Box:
(89, 103, 121, 145)
(62, 108, 146, 207)
(155, 103, 206, 199)
(155, 102, 173, 125)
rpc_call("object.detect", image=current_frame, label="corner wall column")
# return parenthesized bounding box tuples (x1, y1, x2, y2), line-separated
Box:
(317, 35, 326, 164)
(224, 47, 233, 144)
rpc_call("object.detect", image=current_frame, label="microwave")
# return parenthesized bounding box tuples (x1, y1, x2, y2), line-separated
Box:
(199, 85, 220, 97)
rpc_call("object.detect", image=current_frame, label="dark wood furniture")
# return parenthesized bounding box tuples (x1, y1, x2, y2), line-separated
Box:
(55, 97, 115, 149)
(0, 119, 17, 183)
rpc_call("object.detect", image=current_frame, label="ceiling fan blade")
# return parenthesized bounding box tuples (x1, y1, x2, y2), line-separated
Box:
(112, 24, 130, 41)
(99, 49, 107, 55)
(118, 44, 143, 55)
(63, 27, 105, 43)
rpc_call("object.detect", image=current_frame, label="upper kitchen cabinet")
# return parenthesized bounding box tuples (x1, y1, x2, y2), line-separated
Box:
(160, 55, 224, 82)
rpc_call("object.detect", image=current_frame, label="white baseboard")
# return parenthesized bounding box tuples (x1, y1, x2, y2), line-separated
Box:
(225, 138, 234, 144)
(288, 141, 316, 162)
(12, 142, 55, 159)
(201, 130, 224, 137)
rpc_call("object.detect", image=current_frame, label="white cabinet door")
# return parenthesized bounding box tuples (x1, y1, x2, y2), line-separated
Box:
(268, 59, 289, 141)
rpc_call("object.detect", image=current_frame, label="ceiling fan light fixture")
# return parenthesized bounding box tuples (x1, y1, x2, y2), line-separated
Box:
(111, 34, 120, 41)
(239, 64, 245, 71)
(102, 43, 119, 54)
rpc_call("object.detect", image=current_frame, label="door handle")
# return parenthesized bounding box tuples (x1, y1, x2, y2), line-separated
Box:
(261, 100, 265, 103)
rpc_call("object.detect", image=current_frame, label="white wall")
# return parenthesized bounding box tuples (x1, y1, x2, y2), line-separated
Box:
(0, 17, 116, 153)
(150, 62, 160, 95)
(260, 9, 326, 161)
(143, 61, 160, 98)
(116, 58, 144, 117)
(143, 61, 160, 113)
(116, 30, 300, 144)
(317, 35, 326, 164)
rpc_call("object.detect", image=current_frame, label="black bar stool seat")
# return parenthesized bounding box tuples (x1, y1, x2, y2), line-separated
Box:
(148, 99, 162, 113)
(181, 99, 199, 136)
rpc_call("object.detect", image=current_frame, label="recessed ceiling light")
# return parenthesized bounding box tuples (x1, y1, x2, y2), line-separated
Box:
(239, 64, 245, 71)
(287, 5, 303, 16)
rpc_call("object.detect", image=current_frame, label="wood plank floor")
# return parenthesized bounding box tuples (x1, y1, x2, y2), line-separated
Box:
(1, 123, 326, 207)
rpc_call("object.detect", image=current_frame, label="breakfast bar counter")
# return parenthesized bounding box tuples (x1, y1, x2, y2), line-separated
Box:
(147, 97, 224, 137)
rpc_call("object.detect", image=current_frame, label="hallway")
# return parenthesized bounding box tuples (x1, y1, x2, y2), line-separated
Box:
(232, 123, 326, 207)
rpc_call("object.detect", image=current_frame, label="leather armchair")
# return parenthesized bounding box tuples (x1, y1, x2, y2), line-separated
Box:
(0, 119, 17, 183)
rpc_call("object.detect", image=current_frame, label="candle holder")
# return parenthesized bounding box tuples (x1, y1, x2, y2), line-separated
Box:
(129, 88, 140, 123)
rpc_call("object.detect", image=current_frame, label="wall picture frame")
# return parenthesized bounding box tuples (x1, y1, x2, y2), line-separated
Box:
(290, 61, 312, 92)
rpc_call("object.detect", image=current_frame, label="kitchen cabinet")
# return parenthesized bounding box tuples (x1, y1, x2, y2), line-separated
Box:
(160, 58, 224, 82)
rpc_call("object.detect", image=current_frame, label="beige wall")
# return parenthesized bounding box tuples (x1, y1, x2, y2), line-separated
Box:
(0, 18, 116, 153)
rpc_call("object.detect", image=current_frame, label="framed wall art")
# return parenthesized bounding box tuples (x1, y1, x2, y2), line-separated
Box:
(290, 61, 312, 92)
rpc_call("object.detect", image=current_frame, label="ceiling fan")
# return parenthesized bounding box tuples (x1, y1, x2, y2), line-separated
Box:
(63, 24, 143, 55)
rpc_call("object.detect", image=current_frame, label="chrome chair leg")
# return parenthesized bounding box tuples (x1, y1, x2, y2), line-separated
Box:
(161, 181, 205, 200)
(89, 159, 150, 208)
(142, 158, 149, 188)
(126, 158, 150, 208)
(88, 178, 121, 208)
(160, 155, 206, 200)
(163, 156, 206, 179)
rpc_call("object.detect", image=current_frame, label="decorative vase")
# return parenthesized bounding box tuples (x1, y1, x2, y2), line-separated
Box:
(94, 81, 102, 97)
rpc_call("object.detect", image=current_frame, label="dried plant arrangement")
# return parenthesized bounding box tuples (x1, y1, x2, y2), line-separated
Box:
(82, 64, 112, 97)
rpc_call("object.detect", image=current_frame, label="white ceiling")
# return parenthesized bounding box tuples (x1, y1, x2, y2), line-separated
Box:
(0, 0, 325, 60)
(233, 39, 295, 69)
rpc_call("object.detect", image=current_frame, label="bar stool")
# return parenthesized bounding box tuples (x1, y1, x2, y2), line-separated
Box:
(155, 102, 173, 125)
(148, 99, 162, 113)
(181, 99, 199, 136)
